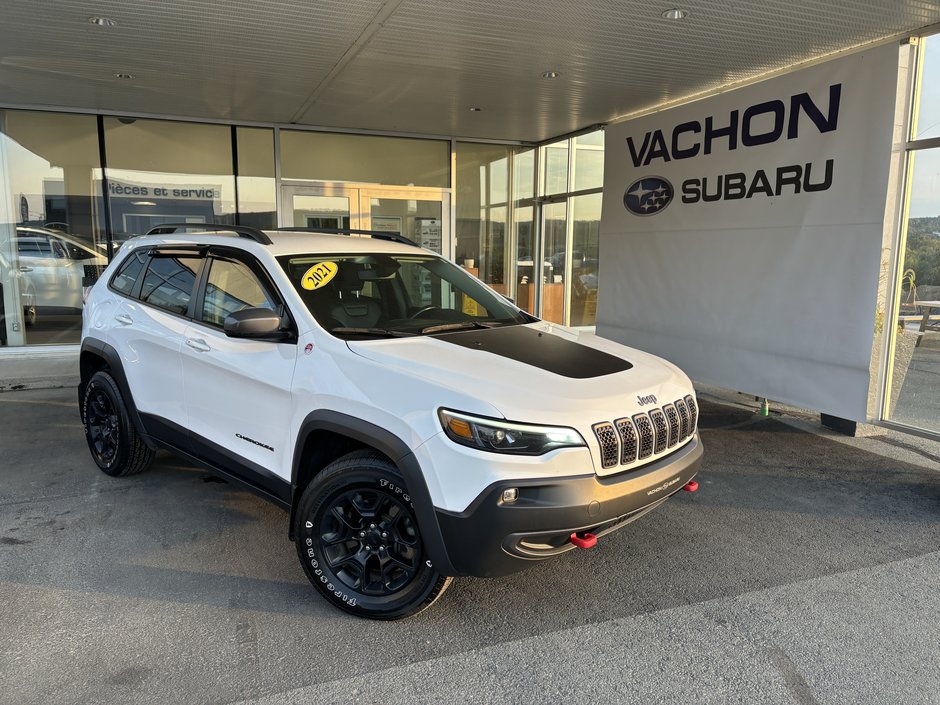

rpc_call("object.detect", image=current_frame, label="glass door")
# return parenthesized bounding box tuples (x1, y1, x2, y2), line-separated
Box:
(279, 184, 450, 256)
(360, 188, 449, 255)
(279, 184, 360, 230)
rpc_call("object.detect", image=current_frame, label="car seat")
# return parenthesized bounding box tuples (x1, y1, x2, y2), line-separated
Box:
(328, 266, 382, 328)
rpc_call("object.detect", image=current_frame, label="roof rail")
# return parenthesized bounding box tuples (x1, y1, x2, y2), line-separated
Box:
(145, 223, 273, 245)
(274, 226, 419, 248)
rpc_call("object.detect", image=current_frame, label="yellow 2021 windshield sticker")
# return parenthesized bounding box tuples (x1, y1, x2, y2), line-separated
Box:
(301, 261, 339, 291)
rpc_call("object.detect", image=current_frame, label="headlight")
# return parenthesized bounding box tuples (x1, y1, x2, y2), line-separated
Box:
(438, 409, 586, 455)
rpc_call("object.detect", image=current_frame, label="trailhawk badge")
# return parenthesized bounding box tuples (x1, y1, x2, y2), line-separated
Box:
(624, 176, 673, 216)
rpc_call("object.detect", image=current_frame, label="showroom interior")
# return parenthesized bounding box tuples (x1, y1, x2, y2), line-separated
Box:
(1, 1, 939, 441)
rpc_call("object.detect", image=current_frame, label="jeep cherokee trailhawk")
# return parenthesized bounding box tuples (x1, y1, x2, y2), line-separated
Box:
(79, 224, 703, 619)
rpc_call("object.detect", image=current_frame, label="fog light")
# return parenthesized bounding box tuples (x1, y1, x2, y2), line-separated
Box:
(501, 488, 519, 504)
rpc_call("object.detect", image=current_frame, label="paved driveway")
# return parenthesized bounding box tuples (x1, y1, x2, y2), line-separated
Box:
(0, 388, 938, 704)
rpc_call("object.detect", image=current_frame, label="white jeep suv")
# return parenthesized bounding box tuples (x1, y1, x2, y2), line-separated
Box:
(79, 224, 703, 619)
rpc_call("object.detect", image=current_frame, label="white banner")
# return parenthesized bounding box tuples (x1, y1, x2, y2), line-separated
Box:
(598, 44, 900, 421)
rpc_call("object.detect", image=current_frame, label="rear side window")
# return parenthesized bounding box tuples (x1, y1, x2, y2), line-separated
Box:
(110, 250, 148, 295)
(201, 257, 278, 327)
(139, 255, 201, 315)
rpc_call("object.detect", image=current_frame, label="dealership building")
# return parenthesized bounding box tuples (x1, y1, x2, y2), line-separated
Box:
(1, 2, 939, 440)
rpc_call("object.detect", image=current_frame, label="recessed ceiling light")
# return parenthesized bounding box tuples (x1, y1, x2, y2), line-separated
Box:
(468, 107, 482, 112)
(113, 72, 134, 79)
(89, 16, 117, 26)
(541, 71, 560, 79)
(662, 8, 688, 19)
(131, 201, 156, 206)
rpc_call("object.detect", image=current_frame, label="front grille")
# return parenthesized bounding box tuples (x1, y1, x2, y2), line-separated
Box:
(592, 422, 619, 469)
(594, 395, 698, 472)
(649, 408, 668, 454)
(633, 413, 655, 459)
(615, 417, 638, 464)
(663, 404, 680, 448)
(676, 398, 691, 439)
(685, 394, 698, 433)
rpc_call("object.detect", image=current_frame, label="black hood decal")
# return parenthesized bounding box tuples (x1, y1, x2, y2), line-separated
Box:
(434, 326, 632, 379)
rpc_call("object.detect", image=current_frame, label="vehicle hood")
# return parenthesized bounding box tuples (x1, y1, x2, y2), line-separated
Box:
(346, 322, 694, 428)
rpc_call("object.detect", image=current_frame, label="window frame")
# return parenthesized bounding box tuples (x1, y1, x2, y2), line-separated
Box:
(108, 245, 207, 320)
(190, 246, 297, 341)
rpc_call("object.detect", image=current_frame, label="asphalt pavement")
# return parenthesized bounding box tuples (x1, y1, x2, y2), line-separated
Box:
(0, 387, 938, 704)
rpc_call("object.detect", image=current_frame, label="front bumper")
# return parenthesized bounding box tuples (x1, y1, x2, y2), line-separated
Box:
(435, 434, 703, 577)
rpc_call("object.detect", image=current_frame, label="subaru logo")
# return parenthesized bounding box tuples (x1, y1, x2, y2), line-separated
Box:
(623, 176, 673, 216)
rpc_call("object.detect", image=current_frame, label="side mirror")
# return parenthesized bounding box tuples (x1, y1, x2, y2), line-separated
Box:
(223, 307, 284, 340)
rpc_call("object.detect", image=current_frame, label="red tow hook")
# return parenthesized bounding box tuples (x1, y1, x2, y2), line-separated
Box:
(683, 480, 699, 492)
(570, 531, 598, 549)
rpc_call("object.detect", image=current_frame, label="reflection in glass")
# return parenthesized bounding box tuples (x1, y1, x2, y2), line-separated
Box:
(889, 147, 940, 432)
(0, 110, 104, 346)
(370, 197, 443, 254)
(541, 201, 567, 324)
(569, 193, 602, 326)
(237, 128, 276, 229)
(456, 143, 511, 294)
(103, 118, 236, 242)
(281, 131, 449, 187)
(574, 131, 605, 192)
(513, 205, 537, 315)
(291, 194, 351, 230)
(513, 149, 535, 201)
(914, 34, 940, 141)
(543, 141, 569, 195)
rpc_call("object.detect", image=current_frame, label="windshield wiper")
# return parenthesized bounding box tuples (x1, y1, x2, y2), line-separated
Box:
(331, 327, 416, 338)
(419, 321, 498, 335)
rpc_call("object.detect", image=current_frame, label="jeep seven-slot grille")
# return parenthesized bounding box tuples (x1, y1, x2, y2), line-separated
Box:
(615, 417, 638, 464)
(592, 396, 699, 472)
(634, 413, 655, 459)
(663, 404, 680, 448)
(676, 398, 691, 439)
(649, 409, 668, 454)
(592, 422, 620, 469)
(685, 394, 698, 433)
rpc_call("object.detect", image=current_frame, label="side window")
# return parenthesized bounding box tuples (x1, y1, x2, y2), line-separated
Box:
(110, 250, 148, 295)
(139, 254, 200, 315)
(201, 257, 278, 327)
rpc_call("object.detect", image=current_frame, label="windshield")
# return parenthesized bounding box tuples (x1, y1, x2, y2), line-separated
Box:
(277, 253, 532, 337)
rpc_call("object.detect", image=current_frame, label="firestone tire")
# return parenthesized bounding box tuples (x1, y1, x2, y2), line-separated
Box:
(82, 370, 155, 477)
(294, 450, 452, 620)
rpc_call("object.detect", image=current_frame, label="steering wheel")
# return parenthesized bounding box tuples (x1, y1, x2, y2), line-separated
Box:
(408, 305, 442, 319)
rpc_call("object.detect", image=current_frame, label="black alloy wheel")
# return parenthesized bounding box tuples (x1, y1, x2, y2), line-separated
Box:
(295, 450, 451, 619)
(320, 487, 421, 596)
(81, 370, 154, 477)
(86, 387, 120, 467)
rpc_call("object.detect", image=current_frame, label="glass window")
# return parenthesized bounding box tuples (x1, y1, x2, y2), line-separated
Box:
(888, 146, 940, 432)
(541, 201, 568, 324)
(513, 148, 535, 201)
(110, 249, 149, 296)
(236, 128, 276, 229)
(513, 205, 537, 315)
(102, 118, 236, 242)
(914, 34, 940, 140)
(543, 141, 569, 195)
(456, 143, 512, 295)
(0, 110, 104, 347)
(139, 254, 200, 316)
(277, 253, 528, 337)
(568, 193, 603, 327)
(280, 131, 449, 187)
(574, 131, 605, 192)
(202, 258, 278, 327)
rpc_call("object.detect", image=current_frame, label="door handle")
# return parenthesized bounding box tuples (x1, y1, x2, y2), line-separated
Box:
(185, 337, 211, 352)
(114, 313, 133, 325)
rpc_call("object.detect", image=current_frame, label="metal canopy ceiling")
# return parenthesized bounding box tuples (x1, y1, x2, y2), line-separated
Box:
(1, 0, 939, 142)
